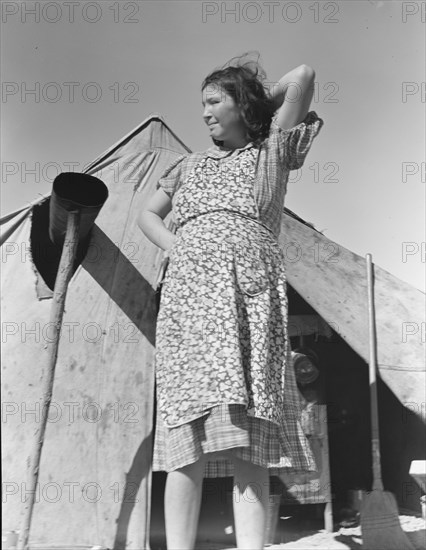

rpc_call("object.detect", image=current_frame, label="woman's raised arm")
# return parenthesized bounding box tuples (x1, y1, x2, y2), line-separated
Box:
(270, 64, 316, 130)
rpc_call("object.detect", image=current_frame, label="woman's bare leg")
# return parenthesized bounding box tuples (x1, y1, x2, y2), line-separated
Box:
(232, 456, 269, 550)
(164, 455, 206, 550)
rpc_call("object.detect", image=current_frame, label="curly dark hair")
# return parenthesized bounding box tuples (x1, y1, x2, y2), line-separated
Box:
(201, 53, 276, 147)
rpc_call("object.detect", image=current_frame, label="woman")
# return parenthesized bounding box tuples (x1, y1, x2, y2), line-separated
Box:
(138, 54, 324, 550)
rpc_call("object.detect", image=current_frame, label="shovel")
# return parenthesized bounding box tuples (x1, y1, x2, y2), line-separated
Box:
(360, 253, 414, 550)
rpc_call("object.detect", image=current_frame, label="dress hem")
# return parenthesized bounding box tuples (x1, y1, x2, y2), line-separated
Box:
(160, 400, 298, 429)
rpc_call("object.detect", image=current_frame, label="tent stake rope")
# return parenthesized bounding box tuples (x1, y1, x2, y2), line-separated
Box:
(18, 210, 81, 550)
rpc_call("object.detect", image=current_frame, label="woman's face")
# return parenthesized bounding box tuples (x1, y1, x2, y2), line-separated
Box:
(202, 84, 248, 147)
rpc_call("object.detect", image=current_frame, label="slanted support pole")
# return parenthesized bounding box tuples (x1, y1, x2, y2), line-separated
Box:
(18, 210, 80, 550)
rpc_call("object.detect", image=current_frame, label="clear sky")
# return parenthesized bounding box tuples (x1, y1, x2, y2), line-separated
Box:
(1, 0, 425, 291)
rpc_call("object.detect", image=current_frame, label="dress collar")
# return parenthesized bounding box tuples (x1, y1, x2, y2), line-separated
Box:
(204, 140, 256, 159)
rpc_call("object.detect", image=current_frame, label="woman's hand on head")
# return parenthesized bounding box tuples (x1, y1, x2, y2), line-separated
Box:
(273, 65, 316, 130)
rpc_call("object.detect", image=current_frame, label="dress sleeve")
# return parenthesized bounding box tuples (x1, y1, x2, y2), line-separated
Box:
(156, 154, 187, 199)
(268, 111, 324, 171)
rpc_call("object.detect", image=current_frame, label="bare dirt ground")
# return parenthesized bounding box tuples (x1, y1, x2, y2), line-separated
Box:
(196, 513, 425, 550)
(17, 512, 425, 549)
(264, 514, 425, 550)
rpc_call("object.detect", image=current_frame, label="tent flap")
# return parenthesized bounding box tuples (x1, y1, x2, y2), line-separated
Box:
(279, 213, 425, 413)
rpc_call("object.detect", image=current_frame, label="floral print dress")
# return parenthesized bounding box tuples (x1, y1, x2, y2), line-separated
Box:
(152, 112, 324, 476)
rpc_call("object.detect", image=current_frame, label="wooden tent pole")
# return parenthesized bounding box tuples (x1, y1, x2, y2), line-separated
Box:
(18, 210, 80, 550)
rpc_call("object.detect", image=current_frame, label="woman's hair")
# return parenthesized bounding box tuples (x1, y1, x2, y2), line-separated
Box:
(201, 52, 276, 146)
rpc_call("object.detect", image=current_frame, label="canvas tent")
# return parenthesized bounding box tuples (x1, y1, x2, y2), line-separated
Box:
(2, 114, 425, 548)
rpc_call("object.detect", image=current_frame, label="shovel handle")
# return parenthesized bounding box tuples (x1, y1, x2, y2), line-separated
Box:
(366, 253, 383, 491)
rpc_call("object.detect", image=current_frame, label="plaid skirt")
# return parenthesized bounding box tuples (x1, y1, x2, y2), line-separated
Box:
(152, 401, 316, 477)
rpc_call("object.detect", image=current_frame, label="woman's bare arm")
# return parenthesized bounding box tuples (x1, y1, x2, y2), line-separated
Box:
(137, 188, 176, 251)
(270, 64, 316, 130)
